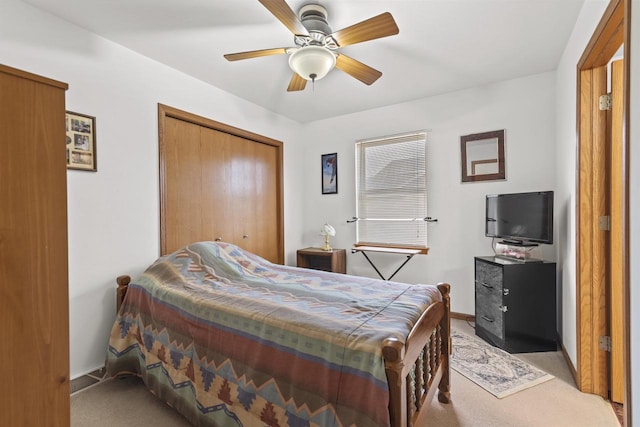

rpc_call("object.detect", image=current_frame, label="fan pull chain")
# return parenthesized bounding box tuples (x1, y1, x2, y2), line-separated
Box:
(310, 73, 317, 91)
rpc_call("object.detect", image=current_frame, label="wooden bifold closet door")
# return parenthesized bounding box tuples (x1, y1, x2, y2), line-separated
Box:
(159, 105, 283, 264)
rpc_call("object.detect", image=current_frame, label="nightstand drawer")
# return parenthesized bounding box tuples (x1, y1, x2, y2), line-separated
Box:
(296, 248, 346, 274)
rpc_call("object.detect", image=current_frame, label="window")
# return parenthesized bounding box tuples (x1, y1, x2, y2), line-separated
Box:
(355, 131, 428, 250)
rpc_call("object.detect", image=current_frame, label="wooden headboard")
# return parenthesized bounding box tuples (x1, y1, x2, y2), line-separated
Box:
(157, 104, 284, 264)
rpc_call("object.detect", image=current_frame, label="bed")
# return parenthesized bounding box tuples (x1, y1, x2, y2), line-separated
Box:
(106, 241, 451, 427)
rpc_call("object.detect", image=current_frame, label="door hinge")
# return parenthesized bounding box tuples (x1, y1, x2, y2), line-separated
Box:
(599, 215, 611, 231)
(599, 335, 612, 352)
(599, 93, 612, 110)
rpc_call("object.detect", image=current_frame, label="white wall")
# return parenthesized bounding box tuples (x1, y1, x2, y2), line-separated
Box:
(554, 0, 609, 371)
(299, 72, 557, 316)
(0, 0, 306, 378)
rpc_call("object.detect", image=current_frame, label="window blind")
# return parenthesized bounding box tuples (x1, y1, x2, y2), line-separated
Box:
(355, 131, 428, 248)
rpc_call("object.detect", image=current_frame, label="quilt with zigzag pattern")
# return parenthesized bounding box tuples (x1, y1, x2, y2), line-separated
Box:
(106, 241, 441, 427)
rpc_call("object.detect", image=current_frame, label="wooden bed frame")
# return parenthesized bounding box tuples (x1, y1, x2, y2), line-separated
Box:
(115, 275, 451, 427)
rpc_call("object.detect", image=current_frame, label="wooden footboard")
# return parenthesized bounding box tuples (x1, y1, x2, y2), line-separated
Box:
(383, 283, 451, 427)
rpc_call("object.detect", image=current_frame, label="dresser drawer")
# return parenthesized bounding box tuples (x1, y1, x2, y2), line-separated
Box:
(475, 279, 504, 339)
(475, 259, 503, 288)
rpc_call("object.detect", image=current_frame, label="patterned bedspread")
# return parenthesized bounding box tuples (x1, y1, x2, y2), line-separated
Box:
(106, 242, 442, 427)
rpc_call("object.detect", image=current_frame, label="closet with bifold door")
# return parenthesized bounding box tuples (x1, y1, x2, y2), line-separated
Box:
(159, 104, 284, 264)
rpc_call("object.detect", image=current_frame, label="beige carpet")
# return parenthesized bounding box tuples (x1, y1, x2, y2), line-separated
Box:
(426, 320, 620, 427)
(72, 320, 620, 427)
(72, 376, 191, 427)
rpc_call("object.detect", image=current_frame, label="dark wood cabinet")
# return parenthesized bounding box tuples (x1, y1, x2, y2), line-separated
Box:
(297, 248, 346, 274)
(474, 256, 557, 353)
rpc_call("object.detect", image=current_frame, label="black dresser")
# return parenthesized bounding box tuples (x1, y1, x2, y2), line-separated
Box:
(474, 256, 557, 353)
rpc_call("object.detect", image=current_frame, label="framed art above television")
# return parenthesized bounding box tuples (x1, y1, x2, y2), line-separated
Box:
(461, 130, 505, 182)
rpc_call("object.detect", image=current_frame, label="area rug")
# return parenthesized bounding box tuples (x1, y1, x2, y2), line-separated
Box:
(451, 330, 554, 398)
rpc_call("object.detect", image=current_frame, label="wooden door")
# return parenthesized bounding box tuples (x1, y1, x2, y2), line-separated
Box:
(577, 65, 609, 397)
(229, 135, 257, 249)
(609, 58, 624, 403)
(159, 104, 284, 264)
(577, 59, 626, 404)
(229, 136, 281, 261)
(163, 116, 207, 252)
(0, 65, 69, 426)
(201, 127, 233, 244)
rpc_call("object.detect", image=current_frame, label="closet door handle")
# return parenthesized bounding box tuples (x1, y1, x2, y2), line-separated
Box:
(243, 234, 249, 239)
(215, 237, 222, 241)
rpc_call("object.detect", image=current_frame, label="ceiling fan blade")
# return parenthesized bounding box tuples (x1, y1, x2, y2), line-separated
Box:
(335, 54, 382, 85)
(224, 48, 288, 61)
(331, 12, 399, 47)
(258, 0, 309, 36)
(287, 73, 307, 91)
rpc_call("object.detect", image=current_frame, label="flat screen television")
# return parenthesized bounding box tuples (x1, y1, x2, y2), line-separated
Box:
(485, 191, 554, 245)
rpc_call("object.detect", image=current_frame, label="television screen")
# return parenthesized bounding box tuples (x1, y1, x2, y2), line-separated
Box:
(485, 191, 554, 244)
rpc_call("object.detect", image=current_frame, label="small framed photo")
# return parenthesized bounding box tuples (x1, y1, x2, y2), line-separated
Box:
(66, 111, 97, 171)
(321, 153, 338, 194)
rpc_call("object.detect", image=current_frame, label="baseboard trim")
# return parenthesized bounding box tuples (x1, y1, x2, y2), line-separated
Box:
(558, 337, 578, 386)
(451, 312, 475, 322)
(70, 367, 107, 395)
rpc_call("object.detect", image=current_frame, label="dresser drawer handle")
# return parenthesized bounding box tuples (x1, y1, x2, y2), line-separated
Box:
(480, 282, 493, 289)
(481, 315, 494, 323)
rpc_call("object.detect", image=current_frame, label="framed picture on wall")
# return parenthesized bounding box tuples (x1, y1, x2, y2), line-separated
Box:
(321, 153, 338, 194)
(460, 129, 505, 183)
(66, 111, 97, 171)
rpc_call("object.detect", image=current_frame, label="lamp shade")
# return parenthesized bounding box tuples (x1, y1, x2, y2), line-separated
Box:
(321, 223, 336, 236)
(289, 46, 336, 81)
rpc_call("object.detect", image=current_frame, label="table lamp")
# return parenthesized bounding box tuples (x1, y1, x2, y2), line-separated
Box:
(320, 223, 336, 251)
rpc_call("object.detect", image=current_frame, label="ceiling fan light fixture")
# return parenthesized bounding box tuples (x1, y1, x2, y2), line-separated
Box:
(288, 46, 336, 81)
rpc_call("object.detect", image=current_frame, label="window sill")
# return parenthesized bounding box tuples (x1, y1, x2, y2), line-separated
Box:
(353, 243, 429, 255)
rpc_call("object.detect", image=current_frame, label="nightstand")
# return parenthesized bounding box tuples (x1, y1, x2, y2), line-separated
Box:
(296, 247, 346, 274)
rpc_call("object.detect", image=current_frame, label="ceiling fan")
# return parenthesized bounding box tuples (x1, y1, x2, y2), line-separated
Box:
(224, 0, 399, 92)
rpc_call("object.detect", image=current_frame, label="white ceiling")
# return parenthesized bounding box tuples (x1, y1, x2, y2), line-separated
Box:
(23, 0, 585, 123)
